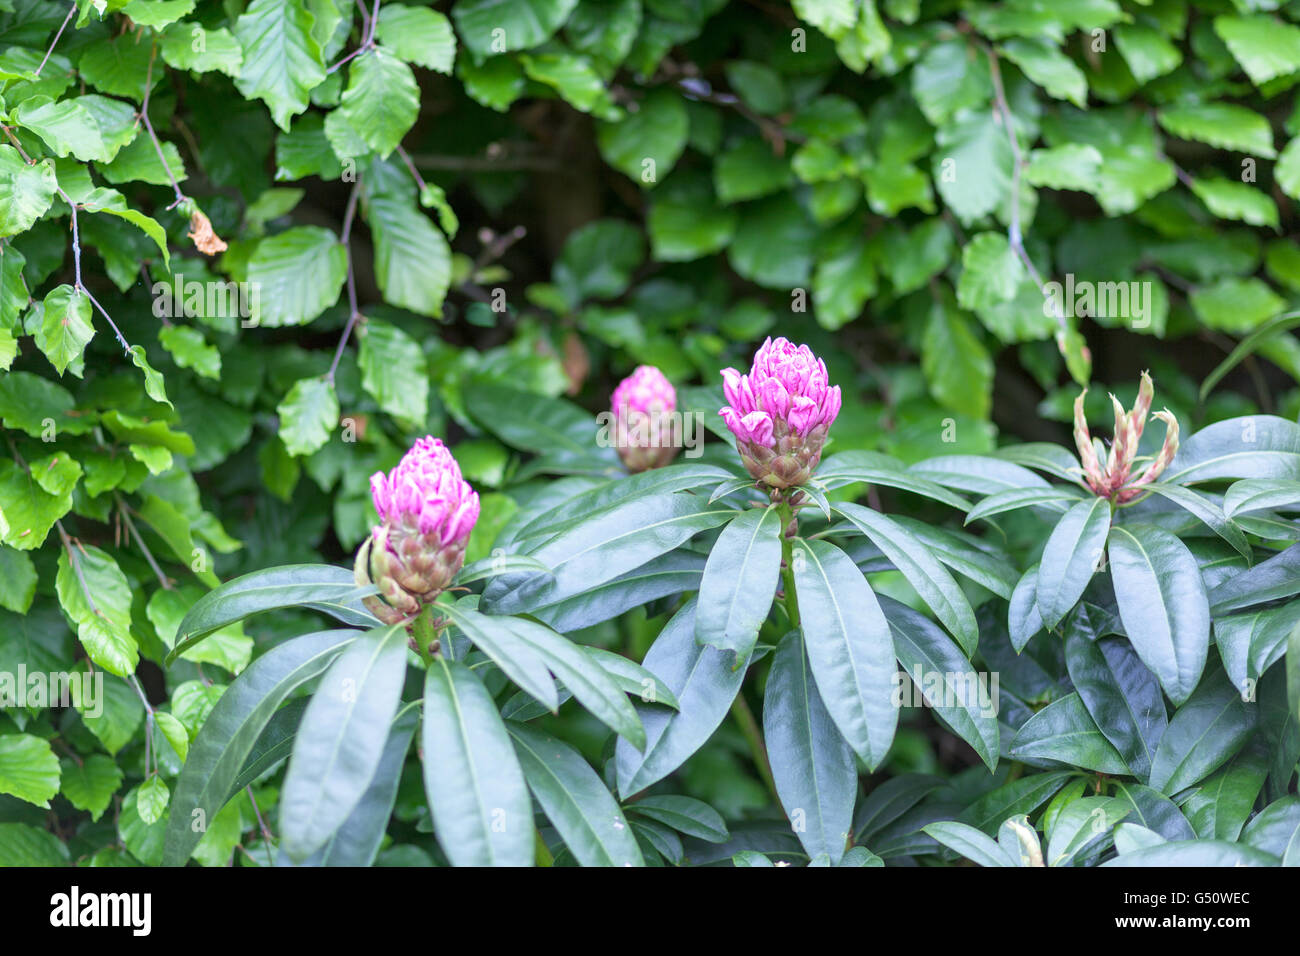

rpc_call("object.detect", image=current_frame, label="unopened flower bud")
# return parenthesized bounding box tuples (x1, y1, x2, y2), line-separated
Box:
(611, 365, 678, 473)
(354, 437, 479, 624)
(1074, 375, 1180, 504)
(1119, 409, 1180, 502)
(1073, 391, 1105, 494)
(719, 337, 841, 489)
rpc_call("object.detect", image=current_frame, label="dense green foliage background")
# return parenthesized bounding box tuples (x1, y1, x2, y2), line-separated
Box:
(2, 0, 1300, 866)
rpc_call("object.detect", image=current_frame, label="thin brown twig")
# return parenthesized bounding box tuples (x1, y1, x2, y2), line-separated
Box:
(140, 43, 187, 210)
(984, 45, 1069, 344)
(35, 2, 77, 77)
(394, 143, 428, 193)
(115, 494, 174, 590)
(327, 0, 382, 74)
(326, 180, 365, 384)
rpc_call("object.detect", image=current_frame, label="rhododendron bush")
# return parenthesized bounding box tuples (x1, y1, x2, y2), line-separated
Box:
(0, 0, 1298, 873)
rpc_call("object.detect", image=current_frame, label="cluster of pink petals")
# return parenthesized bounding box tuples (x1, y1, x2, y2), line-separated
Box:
(370, 437, 480, 545)
(1073, 372, 1179, 503)
(720, 337, 841, 448)
(612, 365, 676, 420)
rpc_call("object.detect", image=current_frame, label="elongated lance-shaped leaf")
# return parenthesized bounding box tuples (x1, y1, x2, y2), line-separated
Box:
(957, 771, 1077, 835)
(1148, 668, 1258, 794)
(888, 515, 1019, 599)
(1140, 482, 1251, 560)
(1166, 415, 1300, 484)
(1065, 633, 1167, 782)
(1223, 477, 1300, 518)
(626, 796, 729, 842)
(993, 443, 1087, 483)
(482, 492, 735, 614)
(1110, 781, 1196, 841)
(162, 629, 357, 866)
(616, 598, 749, 797)
(791, 537, 898, 769)
(279, 623, 409, 860)
(1008, 693, 1130, 775)
(1108, 524, 1209, 706)
(226, 698, 309, 797)
(834, 502, 979, 656)
(814, 450, 971, 510)
(764, 629, 857, 863)
(166, 564, 376, 665)
(490, 611, 645, 750)
(516, 462, 734, 541)
(1103, 840, 1280, 867)
(911, 453, 1051, 495)
(582, 646, 681, 711)
(277, 705, 418, 867)
(423, 658, 533, 867)
(441, 603, 559, 712)
(455, 553, 553, 586)
(695, 505, 782, 660)
(964, 486, 1084, 524)
(530, 551, 705, 633)
(923, 821, 1016, 867)
(880, 595, 999, 772)
(1208, 543, 1300, 613)
(506, 721, 644, 867)
(1036, 497, 1110, 630)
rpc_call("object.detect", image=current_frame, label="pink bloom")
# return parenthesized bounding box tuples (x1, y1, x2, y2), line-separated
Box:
(718, 337, 841, 489)
(611, 366, 679, 472)
(356, 437, 480, 623)
(369, 436, 479, 543)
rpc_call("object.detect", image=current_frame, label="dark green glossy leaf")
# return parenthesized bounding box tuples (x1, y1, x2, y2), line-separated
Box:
(1065, 634, 1167, 781)
(1148, 669, 1259, 795)
(616, 599, 748, 797)
(279, 624, 409, 860)
(792, 538, 897, 769)
(763, 629, 857, 862)
(695, 506, 782, 659)
(1108, 524, 1209, 706)
(422, 658, 532, 867)
(1036, 498, 1110, 630)
(166, 565, 375, 664)
(507, 721, 643, 867)
(1008, 693, 1130, 775)
(881, 595, 999, 771)
(626, 795, 729, 843)
(482, 493, 734, 614)
(163, 630, 356, 866)
(836, 503, 978, 655)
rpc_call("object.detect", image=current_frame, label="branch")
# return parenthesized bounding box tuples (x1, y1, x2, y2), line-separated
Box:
(395, 144, 429, 193)
(984, 45, 1069, 342)
(327, 0, 382, 74)
(140, 43, 188, 211)
(326, 180, 365, 384)
(35, 2, 77, 78)
(56, 521, 98, 616)
(115, 494, 174, 590)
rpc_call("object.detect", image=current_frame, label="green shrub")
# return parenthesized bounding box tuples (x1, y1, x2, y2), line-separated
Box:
(0, 0, 1297, 867)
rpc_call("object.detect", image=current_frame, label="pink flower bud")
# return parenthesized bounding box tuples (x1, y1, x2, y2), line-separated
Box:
(1073, 391, 1105, 495)
(355, 437, 479, 623)
(1119, 409, 1180, 502)
(611, 365, 679, 472)
(1129, 370, 1154, 443)
(719, 337, 841, 489)
(1074, 375, 1179, 504)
